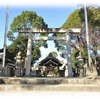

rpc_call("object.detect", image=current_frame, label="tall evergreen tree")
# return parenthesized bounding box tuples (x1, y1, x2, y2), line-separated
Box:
(7, 11, 48, 65)
(54, 6, 100, 67)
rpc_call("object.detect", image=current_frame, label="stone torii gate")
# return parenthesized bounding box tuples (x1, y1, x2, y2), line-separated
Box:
(18, 28, 80, 77)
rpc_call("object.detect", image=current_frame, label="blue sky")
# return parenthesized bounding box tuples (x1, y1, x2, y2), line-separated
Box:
(0, 5, 78, 62)
(0, 0, 99, 62)
(0, 6, 78, 45)
(0, 5, 78, 49)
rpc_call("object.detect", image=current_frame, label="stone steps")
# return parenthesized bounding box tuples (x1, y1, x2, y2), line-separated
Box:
(0, 84, 100, 91)
(0, 77, 99, 84)
(0, 77, 100, 91)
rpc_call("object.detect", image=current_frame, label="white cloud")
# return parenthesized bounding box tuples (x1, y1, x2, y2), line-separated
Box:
(39, 47, 58, 61)
(37, 47, 67, 63)
(0, 0, 100, 7)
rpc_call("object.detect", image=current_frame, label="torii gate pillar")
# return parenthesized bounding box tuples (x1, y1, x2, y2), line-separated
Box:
(18, 28, 80, 77)
(66, 30, 73, 77)
(25, 32, 32, 76)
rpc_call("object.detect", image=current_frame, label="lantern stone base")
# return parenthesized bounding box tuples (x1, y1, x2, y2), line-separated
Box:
(86, 67, 98, 78)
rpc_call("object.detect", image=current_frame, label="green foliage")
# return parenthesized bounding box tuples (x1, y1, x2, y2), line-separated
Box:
(49, 51, 58, 57)
(61, 9, 81, 28)
(32, 45, 41, 64)
(89, 8, 100, 28)
(43, 68, 48, 76)
(54, 66, 58, 75)
(60, 52, 67, 59)
(54, 7, 100, 68)
(98, 45, 100, 50)
(6, 34, 28, 61)
(71, 48, 88, 68)
(82, 49, 88, 59)
(96, 56, 100, 61)
(8, 11, 48, 41)
(62, 7, 100, 29)
(6, 46, 18, 61)
(71, 49, 79, 68)
(14, 34, 28, 57)
(7, 11, 48, 63)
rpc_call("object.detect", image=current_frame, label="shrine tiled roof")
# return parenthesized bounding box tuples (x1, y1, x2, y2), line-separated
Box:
(38, 53, 63, 66)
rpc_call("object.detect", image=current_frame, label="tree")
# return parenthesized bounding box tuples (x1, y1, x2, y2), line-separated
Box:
(61, 9, 81, 28)
(7, 11, 48, 65)
(71, 49, 79, 69)
(54, 6, 100, 68)
(6, 34, 28, 63)
(62, 6, 100, 28)
(49, 51, 58, 57)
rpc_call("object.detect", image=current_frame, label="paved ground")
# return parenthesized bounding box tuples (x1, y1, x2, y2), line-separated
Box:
(0, 91, 100, 99)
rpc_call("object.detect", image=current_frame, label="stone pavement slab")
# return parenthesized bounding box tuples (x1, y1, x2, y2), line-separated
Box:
(0, 91, 100, 99)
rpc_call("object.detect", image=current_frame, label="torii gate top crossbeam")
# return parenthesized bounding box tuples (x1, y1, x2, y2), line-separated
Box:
(18, 28, 80, 33)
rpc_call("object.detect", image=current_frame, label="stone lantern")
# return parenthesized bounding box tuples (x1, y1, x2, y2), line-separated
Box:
(14, 51, 24, 77)
(77, 51, 84, 77)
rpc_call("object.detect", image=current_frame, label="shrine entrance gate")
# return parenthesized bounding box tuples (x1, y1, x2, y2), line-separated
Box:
(18, 28, 80, 77)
